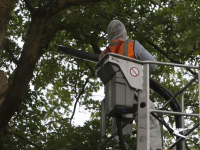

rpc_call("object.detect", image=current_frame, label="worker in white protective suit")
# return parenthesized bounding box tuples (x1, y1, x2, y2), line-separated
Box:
(100, 20, 162, 150)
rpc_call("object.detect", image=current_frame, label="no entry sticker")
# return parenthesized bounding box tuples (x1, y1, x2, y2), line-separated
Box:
(130, 67, 139, 77)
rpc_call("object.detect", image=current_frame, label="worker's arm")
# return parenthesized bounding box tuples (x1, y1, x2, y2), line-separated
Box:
(134, 40, 157, 72)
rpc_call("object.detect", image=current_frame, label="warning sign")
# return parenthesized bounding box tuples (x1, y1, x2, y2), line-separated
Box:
(108, 56, 143, 90)
(130, 67, 139, 77)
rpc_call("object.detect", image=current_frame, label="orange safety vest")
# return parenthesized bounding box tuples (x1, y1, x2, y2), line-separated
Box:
(100, 39, 136, 59)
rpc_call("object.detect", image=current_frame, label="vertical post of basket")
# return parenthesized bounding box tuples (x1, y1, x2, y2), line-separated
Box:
(181, 92, 185, 149)
(137, 64, 150, 150)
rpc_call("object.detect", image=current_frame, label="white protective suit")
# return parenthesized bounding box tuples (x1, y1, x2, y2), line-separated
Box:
(106, 20, 162, 150)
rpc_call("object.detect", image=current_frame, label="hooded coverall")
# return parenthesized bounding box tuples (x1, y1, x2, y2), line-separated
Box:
(100, 20, 162, 150)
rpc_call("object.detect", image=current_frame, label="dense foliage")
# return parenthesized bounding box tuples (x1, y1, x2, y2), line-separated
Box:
(0, 0, 199, 149)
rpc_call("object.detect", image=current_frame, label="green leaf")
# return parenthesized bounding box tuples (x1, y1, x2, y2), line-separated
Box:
(153, 0, 160, 4)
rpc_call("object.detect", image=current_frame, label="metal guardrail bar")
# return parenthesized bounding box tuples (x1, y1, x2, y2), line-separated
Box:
(150, 109, 199, 117)
(160, 75, 198, 110)
(181, 93, 185, 149)
(97, 53, 199, 69)
(169, 121, 200, 149)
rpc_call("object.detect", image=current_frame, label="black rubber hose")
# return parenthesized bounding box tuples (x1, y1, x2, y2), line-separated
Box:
(150, 78, 182, 150)
(169, 122, 200, 149)
(116, 114, 126, 150)
(150, 78, 182, 126)
(58, 46, 99, 62)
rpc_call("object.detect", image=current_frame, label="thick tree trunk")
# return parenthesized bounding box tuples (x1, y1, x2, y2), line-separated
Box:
(0, 17, 46, 129)
(0, 0, 16, 124)
(0, 12, 58, 130)
(0, 0, 16, 61)
(0, 0, 104, 146)
(0, 1, 16, 149)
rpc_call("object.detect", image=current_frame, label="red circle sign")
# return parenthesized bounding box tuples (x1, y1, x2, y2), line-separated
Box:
(130, 67, 139, 77)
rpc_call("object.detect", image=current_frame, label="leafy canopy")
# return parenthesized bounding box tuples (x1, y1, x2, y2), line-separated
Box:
(0, 0, 200, 149)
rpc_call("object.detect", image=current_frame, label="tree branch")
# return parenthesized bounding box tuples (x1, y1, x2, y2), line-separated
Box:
(70, 75, 90, 124)
(90, 42, 101, 54)
(44, 0, 103, 21)
(4, 39, 19, 65)
(5, 48, 19, 65)
(85, 62, 94, 73)
(145, 39, 197, 76)
(45, 117, 70, 126)
(24, 0, 35, 14)
(5, 131, 44, 150)
(0, 71, 8, 106)
(186, 138, 200, 150)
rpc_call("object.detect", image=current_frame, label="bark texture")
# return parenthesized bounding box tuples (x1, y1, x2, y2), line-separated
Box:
(0, 71, 8, 106)
(0, 0, 16, 61)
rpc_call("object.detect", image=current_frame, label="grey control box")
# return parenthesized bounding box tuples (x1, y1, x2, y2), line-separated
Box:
(96, 59, 138, 117)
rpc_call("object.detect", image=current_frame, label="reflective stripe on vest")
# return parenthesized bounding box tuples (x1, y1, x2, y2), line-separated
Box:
(108, 39, 136, 59)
